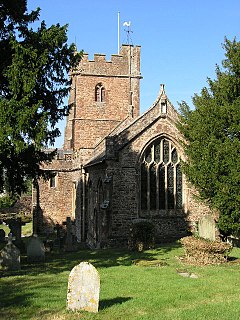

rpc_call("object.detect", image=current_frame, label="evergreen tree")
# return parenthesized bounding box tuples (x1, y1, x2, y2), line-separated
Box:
(0, 0, 82, 197)
(178, 38, 240, 236)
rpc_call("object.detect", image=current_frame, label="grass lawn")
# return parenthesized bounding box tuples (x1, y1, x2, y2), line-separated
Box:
(1, 242, 240, 320)
(0, 221, 33, 237)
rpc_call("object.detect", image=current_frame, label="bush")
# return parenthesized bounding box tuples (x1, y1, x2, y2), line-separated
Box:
(17, 212, 32, 224)
(180, 236, 232, 265)
(0, 195, 17, 208)
(128, 220, 156, 252)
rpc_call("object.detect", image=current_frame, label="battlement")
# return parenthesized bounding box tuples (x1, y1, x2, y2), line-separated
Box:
(74, 44, 141, 77)
(65, 44, 142, 150)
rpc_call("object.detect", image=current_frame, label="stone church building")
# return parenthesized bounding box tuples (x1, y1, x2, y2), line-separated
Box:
(33, 44, 209, 248)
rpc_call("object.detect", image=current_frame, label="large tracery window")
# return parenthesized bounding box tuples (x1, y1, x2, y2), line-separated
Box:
(95, 83, 105, 102)
(140, 138, 182, 212)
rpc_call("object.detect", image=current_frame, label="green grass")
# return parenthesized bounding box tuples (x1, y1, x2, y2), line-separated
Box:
(0, 221, 32, 237)
(1, 242, 240, 320)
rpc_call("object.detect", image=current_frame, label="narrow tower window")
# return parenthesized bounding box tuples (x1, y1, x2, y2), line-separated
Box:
(95, 83, 105, 102)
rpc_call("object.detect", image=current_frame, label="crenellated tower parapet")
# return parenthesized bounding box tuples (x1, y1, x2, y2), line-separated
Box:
(64, 45, 142, 151)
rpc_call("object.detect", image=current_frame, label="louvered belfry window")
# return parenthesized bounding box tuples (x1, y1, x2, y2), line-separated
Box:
(140, 138, 182, 211)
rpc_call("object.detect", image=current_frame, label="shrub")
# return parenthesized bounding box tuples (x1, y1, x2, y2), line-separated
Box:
(128, 220, 156, 252)
(17, 212, 32, 223)
(180, 236, 232, 265)
(0, 195, 17, 208)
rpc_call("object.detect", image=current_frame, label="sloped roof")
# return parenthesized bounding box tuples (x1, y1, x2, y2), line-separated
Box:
(84, 84, 180, 168)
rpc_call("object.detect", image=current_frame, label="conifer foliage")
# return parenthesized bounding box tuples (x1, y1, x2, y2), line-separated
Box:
(178, 38, 240, 236)
(0, 0, 81, 196)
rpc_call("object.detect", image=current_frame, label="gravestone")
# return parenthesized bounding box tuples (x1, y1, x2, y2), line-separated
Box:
(27, 234, 45, 262)
(65, 217, 74, 252)
(9, 218, 22, 249)
(54, 223, 61, 238)
(67, 262, 100, 313)
(0, 233, 20, 270)
(0, 229, 6, 242)
(198, 215, 216, 241)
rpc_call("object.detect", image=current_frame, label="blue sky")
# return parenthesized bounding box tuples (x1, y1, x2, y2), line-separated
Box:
(28, 0, 240, 148)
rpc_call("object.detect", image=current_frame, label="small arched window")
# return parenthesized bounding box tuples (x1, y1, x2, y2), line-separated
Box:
(95, 83, 105, 102)
(140, 138, 182, 212)
(49, 172, 57, 188)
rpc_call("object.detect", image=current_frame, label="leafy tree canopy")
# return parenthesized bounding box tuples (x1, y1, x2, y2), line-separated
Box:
(0, 0, 82, 197)
(178, 38, 240, 236)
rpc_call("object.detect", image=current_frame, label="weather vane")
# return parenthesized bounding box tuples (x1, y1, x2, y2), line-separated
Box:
(123, 21, 133, 45)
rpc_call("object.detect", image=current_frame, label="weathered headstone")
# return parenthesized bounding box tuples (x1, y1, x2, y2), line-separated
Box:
(67, 262, 100, 313)
(27, 234, 45, 262)
(198, 214, 216, 241)
(0, 233, 20, 270)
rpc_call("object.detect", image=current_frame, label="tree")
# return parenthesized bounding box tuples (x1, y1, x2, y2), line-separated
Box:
(0, 0, 82, 197)
(178, 38, 240, 236)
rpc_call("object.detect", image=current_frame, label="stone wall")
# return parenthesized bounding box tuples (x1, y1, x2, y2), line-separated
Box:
(64, 45, 141, 150)
(36, 45, 210, 247)
(86, 95, 209, 245)
(35, 150, 82, 232)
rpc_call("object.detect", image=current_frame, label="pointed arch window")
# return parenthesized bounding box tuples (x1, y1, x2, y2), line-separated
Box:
(140, 138, 183, 212)
(95, 83, 105, 102)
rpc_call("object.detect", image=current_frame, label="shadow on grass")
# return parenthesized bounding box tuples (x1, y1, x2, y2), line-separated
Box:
(0, 279, 33, 308)
(0, 274, 67, 319)
(0, 242, 182, 278)
(99, 296, 132, 310)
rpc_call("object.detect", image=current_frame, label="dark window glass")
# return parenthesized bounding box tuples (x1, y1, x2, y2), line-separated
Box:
(159, 164, 165, 209)
(145, 146, 152, 163)
(141, 163, 148, 210)
(163, 140, 169, 164)
(140, 138, 182, 212)
(50, 174, 56, 188)
(171, 148, 178, 164)
(154, 140, 160, 163)
(167, 164, 174, 209)
(150, 163, 157, 210)
(176, 164, 182, 209)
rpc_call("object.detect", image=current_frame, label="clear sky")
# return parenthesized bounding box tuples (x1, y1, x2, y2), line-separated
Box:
(28, 0, 240, 148)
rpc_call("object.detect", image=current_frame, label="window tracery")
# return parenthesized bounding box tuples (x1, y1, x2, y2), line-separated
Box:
(95, 83, 105, 102)
(140, 138, 183, 212)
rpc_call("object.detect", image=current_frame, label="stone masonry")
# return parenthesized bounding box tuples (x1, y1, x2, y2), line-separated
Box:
(35, 44, 213, 247)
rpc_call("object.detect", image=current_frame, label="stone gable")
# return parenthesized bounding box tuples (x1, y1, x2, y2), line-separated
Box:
(35, 44, 212, 246)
